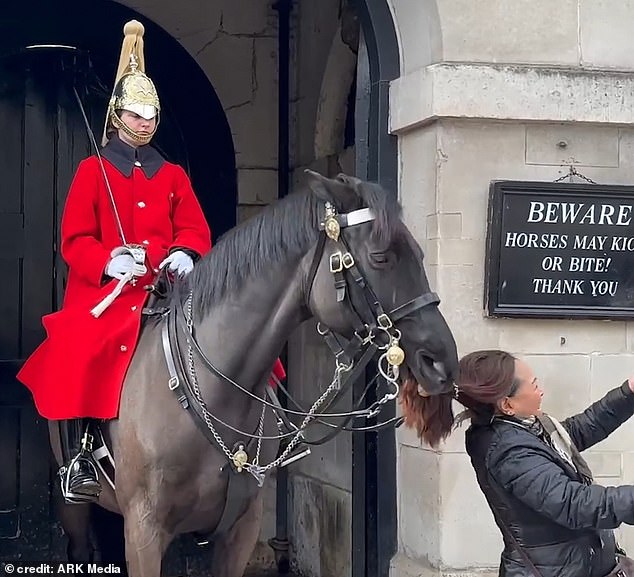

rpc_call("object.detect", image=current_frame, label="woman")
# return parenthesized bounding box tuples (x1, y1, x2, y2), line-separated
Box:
(457, 349, 634, 577)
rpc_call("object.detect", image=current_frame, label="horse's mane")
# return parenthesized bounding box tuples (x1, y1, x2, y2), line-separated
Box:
(184, 179, 402, 316)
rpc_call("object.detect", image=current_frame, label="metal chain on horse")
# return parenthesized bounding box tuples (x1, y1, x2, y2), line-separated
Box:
(183, 292, 365, 482)
(163, 200, 441, 480)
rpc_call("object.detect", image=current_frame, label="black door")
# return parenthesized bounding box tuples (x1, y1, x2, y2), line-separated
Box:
(0, 50, 94, 564)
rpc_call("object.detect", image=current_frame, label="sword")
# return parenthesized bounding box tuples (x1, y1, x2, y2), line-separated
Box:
(72, 85, 146, 318)
(72, 85, 128, 246)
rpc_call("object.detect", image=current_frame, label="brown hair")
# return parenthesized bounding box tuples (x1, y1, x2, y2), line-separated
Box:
(399, 379, 454, 447)
(455, 349, 518, 424)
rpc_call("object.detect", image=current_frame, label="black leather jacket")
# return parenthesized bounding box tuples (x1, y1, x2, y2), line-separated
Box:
(466, 382, 634, 577)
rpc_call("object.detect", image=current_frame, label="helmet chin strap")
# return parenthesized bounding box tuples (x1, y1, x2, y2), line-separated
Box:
(110, 110, 158, 146)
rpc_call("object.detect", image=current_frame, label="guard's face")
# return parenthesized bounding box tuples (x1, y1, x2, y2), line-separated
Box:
(118, 110, 157, 146)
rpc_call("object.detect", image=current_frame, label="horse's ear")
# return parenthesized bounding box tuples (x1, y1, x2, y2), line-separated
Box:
(304, 169, 359, 212)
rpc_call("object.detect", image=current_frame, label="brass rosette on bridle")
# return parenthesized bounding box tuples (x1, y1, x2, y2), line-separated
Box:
(102, 20, 161, 146)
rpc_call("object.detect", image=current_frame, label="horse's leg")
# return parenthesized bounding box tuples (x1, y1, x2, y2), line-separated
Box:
(121, 497, 174, 577)
(55, 500, 94, 563)
(91, 507, 127, 574)
(211, 493, 264, 577)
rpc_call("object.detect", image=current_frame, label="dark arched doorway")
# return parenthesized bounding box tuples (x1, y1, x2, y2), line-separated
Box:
(0, 0, 236, 238)
(0, 0, 235, 566)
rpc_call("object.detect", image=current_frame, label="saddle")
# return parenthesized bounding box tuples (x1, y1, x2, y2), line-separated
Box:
(86, 270, 173, 492)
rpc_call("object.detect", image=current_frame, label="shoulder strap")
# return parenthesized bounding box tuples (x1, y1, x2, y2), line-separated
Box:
(486, 471, 543, 577)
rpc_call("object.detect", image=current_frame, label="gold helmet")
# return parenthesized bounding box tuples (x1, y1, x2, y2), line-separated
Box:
(102, 20, 160, 146)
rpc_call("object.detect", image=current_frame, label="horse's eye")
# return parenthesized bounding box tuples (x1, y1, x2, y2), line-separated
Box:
(369, 251, 393, 267)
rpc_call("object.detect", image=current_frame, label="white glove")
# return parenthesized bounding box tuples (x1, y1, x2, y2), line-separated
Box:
(105, 254, 147, 280)
(159, 250, 194, 277)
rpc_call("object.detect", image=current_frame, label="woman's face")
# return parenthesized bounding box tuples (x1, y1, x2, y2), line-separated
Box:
(498, 358, 544, 418)
(117, 110, 157, 147)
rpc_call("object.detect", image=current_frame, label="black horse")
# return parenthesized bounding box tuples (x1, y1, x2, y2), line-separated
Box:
(49, 171, 458, 577)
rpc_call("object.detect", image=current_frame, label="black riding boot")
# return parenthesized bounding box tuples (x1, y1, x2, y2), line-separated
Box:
(59, 418, 101, 504)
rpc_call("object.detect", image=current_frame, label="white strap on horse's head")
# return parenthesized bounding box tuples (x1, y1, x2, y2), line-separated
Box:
(320, 202, 375, 241)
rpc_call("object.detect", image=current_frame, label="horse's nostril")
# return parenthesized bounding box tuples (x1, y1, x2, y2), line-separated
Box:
(432, 361, 448, 382)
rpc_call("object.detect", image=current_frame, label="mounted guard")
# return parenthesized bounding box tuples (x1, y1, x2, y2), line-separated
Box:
(17, 20, 285, 505)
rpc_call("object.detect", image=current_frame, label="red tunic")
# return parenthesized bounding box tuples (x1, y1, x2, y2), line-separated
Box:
(17, 153, 213, 419)
(18, 146, 286, 420)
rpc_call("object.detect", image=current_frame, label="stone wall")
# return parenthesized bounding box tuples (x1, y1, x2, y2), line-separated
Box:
(116, 0, 280, 223)
(388, 1, 634, 575)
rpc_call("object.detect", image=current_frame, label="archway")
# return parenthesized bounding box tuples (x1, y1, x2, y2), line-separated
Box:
(0, 0, 236, 239)
(0, 0, 235, 567)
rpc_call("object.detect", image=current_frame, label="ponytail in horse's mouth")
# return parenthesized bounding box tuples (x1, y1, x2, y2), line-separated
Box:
(399, 377, 454, 448)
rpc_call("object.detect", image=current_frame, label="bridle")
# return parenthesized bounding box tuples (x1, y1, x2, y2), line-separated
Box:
(305, 200, 440, 377)
(160, 200, 441, 484)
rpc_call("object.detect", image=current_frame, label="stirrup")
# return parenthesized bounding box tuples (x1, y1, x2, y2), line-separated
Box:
(59, 454, 101, 504)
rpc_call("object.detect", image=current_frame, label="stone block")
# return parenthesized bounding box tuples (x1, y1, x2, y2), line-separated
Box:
(579, 0, 634, 69)
(584, 452, 622, 479)
(427, 239, 483, 267)
(427, 213, 463, 240)
(292, 0, 341, 168)
(320, 484, 352, 577)
(391, 65, 634, 134)
(221, 1, 274, 35)
(390, 553, 498, 577)
(522, 354, 592, 418)
(196, 34, 255, 110)
(398, 446, 441, 566)
(237, 169, 278, 205)
(627, 322, 634, 352)
(434, 121, 534, 240)
(497, 320, 627, 355)
(590, 354, 634, 398)
(434, 265, 501, 355)
(118, 0, 222, 40)
(439, 453, 502, 568)
(526, 124, 619, 168)
(253, 37, 278, 112)
(619, 452, 634, 489)
(289, 432, 352, 492)
(387, 0, 442, 74)
(258, 474, 278, 541)
(399, 127, 439, 245)
(436, 0, 578, 65)
(588, 355, 634, 452)
(227, 101, 278, 168)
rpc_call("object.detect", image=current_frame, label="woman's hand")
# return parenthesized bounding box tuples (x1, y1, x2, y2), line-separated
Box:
(628, 376, 634, 393)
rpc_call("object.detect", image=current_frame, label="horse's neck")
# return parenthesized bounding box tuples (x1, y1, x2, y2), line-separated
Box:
(194, 259, 305, 388)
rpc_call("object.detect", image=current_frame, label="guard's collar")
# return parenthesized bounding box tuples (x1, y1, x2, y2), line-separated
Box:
(101, 135, 165, 178)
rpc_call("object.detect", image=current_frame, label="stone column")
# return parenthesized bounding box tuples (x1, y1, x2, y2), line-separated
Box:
(388, 1, 634, 574)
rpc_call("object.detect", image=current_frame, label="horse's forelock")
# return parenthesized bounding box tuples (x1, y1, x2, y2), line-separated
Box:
(354, 180, 402, 246)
